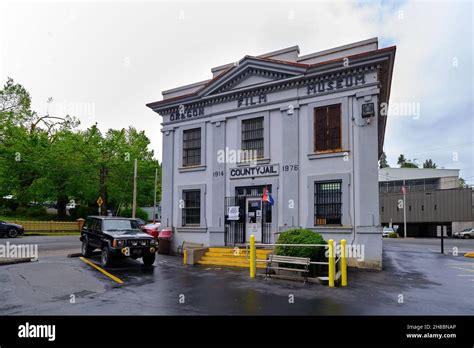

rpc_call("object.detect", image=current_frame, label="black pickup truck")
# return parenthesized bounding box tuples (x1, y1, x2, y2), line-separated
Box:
(80, 216, 157, 267)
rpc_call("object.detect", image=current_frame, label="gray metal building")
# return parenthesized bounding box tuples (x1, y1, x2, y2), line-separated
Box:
(379, 168, 474, 237)
(147, 38, 396, 269)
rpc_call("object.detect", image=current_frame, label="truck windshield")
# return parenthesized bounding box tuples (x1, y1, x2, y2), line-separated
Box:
(103, 219, 139, 231)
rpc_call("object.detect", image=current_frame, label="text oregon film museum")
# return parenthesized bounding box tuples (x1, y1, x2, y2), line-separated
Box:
(147, 38, 396, 269)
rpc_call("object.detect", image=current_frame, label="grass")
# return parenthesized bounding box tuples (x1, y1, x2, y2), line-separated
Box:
(23, 232, 80, 236)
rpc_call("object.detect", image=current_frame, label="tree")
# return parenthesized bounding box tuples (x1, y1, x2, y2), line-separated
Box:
(422, 159, 437, 168)
(379, 151, 389, 168)
(458, 178, 467, 188)
(397, 154, 406, 167)
(397, 154, 418, 168)
(0, 78, 161, 219)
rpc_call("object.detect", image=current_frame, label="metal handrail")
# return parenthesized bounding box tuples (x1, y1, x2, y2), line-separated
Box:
(245, 238, 348, 287)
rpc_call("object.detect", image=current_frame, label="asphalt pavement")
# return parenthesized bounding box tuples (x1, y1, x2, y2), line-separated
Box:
(0, 236, 472, 315)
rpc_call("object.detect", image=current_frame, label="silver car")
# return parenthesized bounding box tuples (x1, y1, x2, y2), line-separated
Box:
(453, 228, 474, 239)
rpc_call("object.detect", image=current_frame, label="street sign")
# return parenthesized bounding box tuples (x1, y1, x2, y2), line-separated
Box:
(96, 197, 103, 207)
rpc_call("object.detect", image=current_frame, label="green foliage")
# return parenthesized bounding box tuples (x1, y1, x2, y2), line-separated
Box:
(69, 206, 98, 220)
(275, 228, 327, 261)
(118, 207, 148, 221)
(0, 78, 161, 219)
(379, 151, 389, 168)
(388, 232, 399, 238)
(25, 206, 47, 218)
(422, 159, 437, 168)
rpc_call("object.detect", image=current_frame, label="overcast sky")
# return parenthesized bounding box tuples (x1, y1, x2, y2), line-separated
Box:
(1, 0, 472, 183)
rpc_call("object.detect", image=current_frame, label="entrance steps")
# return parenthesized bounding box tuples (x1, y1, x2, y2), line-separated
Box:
(197, 247, 273, 269)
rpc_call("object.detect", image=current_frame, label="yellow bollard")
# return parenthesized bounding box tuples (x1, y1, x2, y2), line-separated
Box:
(328, 239, 335, 287)
(183, 248, 187, 265)
(250, 235, 256, 278)
(341, 239, 347, 287)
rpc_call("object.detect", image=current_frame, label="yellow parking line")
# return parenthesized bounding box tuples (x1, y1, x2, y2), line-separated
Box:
(79, 257, 124, 284)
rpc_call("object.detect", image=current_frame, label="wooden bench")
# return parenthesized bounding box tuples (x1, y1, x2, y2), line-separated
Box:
(265, 254, 311, 283)
(177, 241, 204, 255)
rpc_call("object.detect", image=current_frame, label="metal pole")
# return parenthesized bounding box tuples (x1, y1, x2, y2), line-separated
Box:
(341, 239, 347, 287)
(250, 234, 256, 278)
(441, 226, 444, 254)
(153, 167, 158, 223)
(328, 239, 335, 287)
(132, 158, 137, 219)
(403, 179, 407, 238)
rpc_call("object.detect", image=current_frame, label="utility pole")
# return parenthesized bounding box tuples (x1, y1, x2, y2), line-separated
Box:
(403, 179, 407, 238)
(153, 167, 158, 223)
(132, 158, 137, 218)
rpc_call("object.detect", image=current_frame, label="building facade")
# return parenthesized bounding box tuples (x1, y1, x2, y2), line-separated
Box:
(379, 168, 474, 237)
(147, 38, 396, 269)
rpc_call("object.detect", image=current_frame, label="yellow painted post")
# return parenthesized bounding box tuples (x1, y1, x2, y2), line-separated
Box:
(250, 234, 256, 278)
(183, 249, 187, 265)
(341, 239, 347, 287)
(328, 239, 335, 287)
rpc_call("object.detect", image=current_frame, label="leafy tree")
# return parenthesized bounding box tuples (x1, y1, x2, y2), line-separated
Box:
(397, 154, 418, 168)
(0, 78, 161, 219)
(379, 151, 389, 168)
(422, 159, 437, 168)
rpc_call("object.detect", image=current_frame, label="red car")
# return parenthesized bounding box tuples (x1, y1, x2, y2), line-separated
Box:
(143, 222, 161, 238)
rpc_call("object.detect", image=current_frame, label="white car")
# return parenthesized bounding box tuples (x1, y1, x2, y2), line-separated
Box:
(453, 228, 474, 239)
(382, 227, 395, 238)
(66, 203, 77, 210)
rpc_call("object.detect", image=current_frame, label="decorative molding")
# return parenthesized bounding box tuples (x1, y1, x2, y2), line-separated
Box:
(156, 65, 379, 116)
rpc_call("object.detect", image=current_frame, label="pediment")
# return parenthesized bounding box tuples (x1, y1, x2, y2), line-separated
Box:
(199, 58, 305, 97)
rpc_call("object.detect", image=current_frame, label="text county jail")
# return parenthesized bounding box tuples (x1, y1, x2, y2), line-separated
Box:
(147, 38, 396, 269)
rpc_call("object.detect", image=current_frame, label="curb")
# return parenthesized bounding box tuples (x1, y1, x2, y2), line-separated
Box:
(0, 258, 33, 266)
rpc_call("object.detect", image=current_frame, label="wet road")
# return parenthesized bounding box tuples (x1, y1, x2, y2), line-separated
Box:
(0, 236, 472, 315)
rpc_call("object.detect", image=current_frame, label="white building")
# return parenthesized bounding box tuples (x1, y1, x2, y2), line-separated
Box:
(147, 38, 396, 269)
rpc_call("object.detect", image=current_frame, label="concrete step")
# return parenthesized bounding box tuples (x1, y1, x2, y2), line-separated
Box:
(197, 260, 266, 269)
(204, 252, 269, 259)
(208, 247, 272, 255)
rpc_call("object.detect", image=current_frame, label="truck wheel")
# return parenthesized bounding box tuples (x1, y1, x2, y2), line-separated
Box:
(81, 240, 93, 257)
(142, 253, 155, 266)
(7, 229, 18, 238)
(101, 247, 113, 267)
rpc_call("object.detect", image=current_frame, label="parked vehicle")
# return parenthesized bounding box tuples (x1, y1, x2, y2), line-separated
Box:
(143, 222, 161, 238)
(66, 202, 77, 210)
(0, 221, 24, 238)
(134, 218, 147, 231)
(453, 228, 474, 239)
(80, 216, 157, 267)
(382, 227, 395, 238)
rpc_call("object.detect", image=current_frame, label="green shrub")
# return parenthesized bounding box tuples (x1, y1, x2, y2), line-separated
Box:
(70, 206, 98, 219)
(118, 207, 148, 221)
(275, 228, 327, 261)
(275, 228, 328, 277)
(0, 207, 13, 216)
(15, 207, 28, 216)
(388, 232, 399, 238)
(25, 206, 47, 218)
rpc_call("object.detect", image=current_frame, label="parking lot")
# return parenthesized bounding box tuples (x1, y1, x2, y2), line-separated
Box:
(0, 236, 472, 315)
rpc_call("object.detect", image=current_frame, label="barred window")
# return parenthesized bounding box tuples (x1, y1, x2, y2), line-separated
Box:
(242, 117, 264, 159)
(314, 181, 342, 225)
(182, 128, 201, 167)
(182, 190, 200, 226)
(314, 104, 341, 152)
